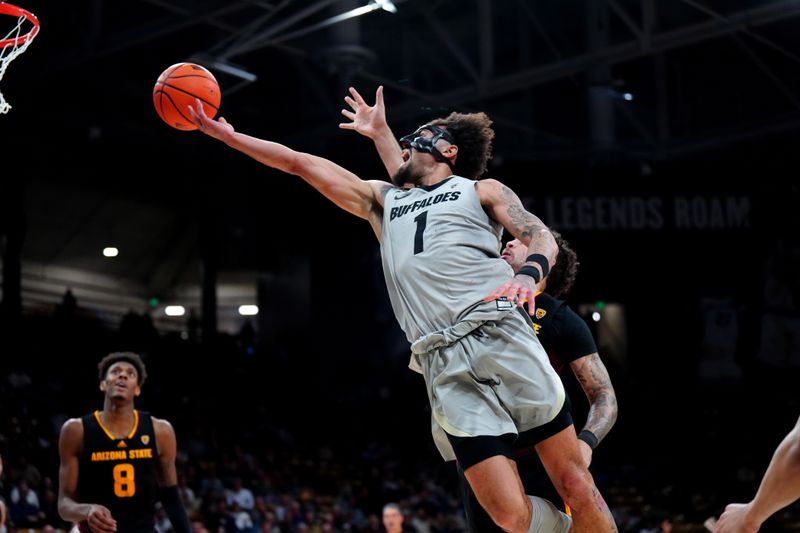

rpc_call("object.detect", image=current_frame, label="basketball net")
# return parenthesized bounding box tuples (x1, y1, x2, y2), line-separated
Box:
(0, 3, 40, 114)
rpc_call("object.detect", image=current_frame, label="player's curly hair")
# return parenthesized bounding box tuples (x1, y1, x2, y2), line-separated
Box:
(98, 352, 147, 386)
(431, 111, 494, 180)
(546, 231, 579, 299)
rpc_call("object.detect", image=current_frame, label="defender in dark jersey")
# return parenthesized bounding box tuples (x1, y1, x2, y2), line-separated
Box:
(57, 352, 191, 533)
(461, 235, 618, 532)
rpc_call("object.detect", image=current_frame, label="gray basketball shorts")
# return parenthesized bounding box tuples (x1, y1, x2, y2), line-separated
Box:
(410, 307, 565, 453)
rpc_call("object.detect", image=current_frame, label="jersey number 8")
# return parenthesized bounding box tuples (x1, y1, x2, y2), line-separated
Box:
(113, 463, 136, 497)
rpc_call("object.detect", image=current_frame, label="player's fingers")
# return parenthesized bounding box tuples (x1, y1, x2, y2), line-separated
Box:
(482, 288, 506, 302)
(96, 522, 117, 533)
(96, 511, 116, 527)
(341, 109, 355, 120)
(338, 123, 354, 130)
(194, 98, 208, 118)
(516, 288, 537, 315)
(518, 287, 532, 303)
(93, 520, 116, 532)
(344, 95, 358, 110)
(510, 288, 534, 314)
(497, 281, 511, 291)
(350, 86, 365, 105)
(89, 515, 116, 531)
(482, 289, 500, 302)
(505, 285, 520, 301)
(483, 282, 513, 301)
(219, 117, 228, 124)
(376, 85, 384, 105)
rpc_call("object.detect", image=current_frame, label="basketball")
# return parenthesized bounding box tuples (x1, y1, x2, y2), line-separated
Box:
(153, 62, 221, 131)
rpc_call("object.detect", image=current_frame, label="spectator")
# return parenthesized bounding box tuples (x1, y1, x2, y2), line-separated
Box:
(9, 481, 44, 527)
(382, 503, 405, 533)
(226, 478, 255, 511)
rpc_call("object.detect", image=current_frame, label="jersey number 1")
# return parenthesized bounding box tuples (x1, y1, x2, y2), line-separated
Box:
(413, 211, 427, 254)
(113, 463, 136, 497)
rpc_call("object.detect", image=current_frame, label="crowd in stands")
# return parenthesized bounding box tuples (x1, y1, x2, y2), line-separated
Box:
(1, 279, 799, 533)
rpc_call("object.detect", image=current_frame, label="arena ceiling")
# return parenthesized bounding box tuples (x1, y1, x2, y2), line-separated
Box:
(2, 0, 800, 328)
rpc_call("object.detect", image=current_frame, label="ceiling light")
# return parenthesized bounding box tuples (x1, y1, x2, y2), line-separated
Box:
(239, 305, 259, 316)
(165, 305, 185, 317)
(371, 0, 397, 13)
(103, 247, 118, 257)
(210, 60, 257, 82)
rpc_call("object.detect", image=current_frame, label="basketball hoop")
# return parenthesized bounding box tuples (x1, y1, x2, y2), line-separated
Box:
(0, 2, 40, 114)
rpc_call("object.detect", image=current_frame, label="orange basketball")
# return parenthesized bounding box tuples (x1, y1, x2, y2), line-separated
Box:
(153, 63, 221, 131)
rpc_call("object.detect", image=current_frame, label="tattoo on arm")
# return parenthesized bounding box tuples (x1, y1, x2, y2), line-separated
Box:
(500, 184, 548, 240)
(573, 353, 618, 443)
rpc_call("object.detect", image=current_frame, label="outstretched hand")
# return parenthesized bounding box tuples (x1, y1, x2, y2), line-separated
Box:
(711, 503, 760, 533)
(187, 98, 235, 142)
(483, 275, 539, 316)
(339, 86, 388, 140)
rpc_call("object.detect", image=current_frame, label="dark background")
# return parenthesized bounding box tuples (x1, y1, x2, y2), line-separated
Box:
(1, 1, 799, 531)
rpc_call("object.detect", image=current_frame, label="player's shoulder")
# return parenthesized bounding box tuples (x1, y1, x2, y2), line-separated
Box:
(151, 416, 175, 435)
(537, 293, 565, 313)
(60, 417, 85, 435)
(476, 176, 516, 189)
(474, 177, 502, 192)
(474, 177, 517, 205)
(554, 301, 588, 329)
(150, 415, 172, 427)
(367, 179, 396, 198)
(559, 301, 584, 321)
(59, 417, 85, 452)
(367, 179, 395, 189)
(151, 416, 178, 452)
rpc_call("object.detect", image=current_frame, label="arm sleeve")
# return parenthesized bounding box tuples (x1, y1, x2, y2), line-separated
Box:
(160, 485, 191, 533)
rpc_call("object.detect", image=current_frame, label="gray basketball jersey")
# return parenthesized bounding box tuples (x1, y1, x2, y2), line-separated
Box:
(381, 176, 515, 342)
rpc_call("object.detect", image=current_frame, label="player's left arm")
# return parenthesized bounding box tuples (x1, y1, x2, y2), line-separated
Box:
(339, 86, 405, 177)
(570, 353, 618, 466)
(153, 418, 191, 533)
(478, 179, 558, 312)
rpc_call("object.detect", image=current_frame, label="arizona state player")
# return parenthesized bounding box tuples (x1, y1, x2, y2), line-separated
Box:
(58, 352, 191, 533)
(460, 233, 619, 532)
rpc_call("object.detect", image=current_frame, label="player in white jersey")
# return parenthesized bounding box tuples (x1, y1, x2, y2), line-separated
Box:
(186, 94, 617, 533)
